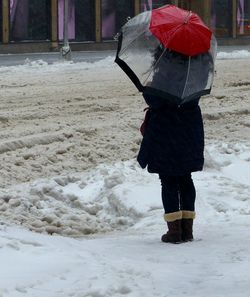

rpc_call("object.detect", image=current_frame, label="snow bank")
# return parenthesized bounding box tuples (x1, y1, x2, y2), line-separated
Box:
(0, 159, 161, 237)
(197, 143, 250, 223)
(217, 50, 250, 60)
(0, 143, 249, 237)
(0, 56, 116, 74)
(0, 143, 249, 297)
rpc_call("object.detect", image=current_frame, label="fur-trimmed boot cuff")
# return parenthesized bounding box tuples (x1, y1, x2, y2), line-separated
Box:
(164, 211, 182, 222)
(182, 210, 196, 219)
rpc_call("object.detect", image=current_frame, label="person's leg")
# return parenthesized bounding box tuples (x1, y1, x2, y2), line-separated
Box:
(179, 173, 196, 211)
(159, 175, 182, 243)
(178, 174, 196, 241)
(160, 175, 180, 213)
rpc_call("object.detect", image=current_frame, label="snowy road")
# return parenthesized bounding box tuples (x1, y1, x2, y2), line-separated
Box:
(0, 51, 249, 296)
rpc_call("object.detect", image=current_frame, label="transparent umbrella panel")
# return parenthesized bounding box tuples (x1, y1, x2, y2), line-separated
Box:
(116, 11, 217, 104)
(146, 46, 216, 103)
(117, 11, 158, 89)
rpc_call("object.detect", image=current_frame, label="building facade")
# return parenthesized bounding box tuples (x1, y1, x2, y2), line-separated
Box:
(0, 0, 250, 53)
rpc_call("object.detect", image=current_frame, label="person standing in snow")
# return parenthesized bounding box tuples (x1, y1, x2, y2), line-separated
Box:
(137, 49, 212, 244)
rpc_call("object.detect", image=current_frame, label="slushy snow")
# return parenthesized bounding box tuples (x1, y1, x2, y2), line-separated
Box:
(0, 50, 249, 297)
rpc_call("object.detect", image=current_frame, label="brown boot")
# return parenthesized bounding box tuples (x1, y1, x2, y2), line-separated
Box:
(181, 219, 194, 241)
(161, 211, 182, 244)
(181, 211, 196, 242)
(161, 220, 182, 243)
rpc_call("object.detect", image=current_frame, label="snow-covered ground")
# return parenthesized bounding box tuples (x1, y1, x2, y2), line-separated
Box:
(0, 50, 249, 296)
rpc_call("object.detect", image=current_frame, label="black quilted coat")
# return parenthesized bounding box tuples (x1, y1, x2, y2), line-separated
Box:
(137, 93, 205, 176)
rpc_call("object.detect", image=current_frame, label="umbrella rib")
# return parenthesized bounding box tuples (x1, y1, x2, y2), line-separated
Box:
(118, 28, 149, 56)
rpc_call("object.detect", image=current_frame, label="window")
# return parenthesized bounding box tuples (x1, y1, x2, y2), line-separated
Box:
(211, 0, 233, 37)
(141, 0, 172, 11)
(58, 0, 95, 42)
(10, 0, 51, 41)
(237, 0, 250, 36)
(75, 0, 95, 41)
(102, 0, 134, 40)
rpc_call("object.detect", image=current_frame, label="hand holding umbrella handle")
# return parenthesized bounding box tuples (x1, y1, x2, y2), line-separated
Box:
(140, 107, 151, 136)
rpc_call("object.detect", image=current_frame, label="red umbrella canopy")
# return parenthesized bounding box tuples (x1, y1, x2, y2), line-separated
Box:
(149, 5, 212, 56)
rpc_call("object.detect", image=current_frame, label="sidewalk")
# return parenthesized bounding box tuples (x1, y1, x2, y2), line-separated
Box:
(0, 46, 250, 67)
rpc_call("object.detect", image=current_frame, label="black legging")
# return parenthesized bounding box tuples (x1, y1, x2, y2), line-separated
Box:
(159, 174, 196, 214)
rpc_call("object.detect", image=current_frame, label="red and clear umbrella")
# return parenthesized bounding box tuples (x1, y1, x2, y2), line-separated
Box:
(149, 5, 212, 57)
(115, 5, 217, 105)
